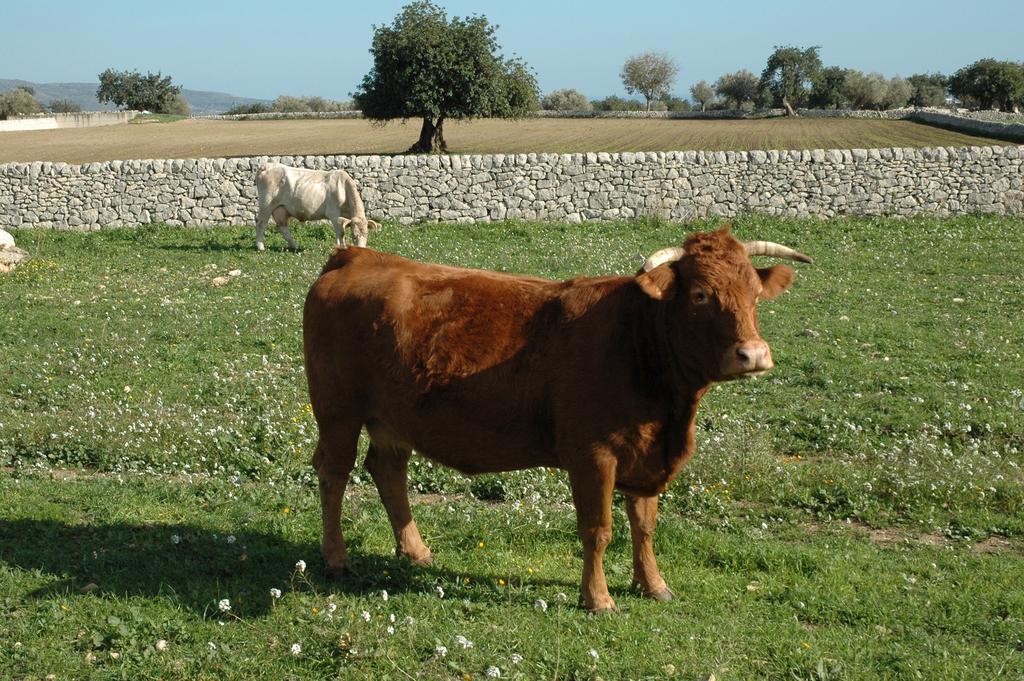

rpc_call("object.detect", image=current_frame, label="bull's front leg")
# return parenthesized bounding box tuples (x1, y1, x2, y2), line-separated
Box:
(625, 494, 673, 601)
(568, 461, 617, 612)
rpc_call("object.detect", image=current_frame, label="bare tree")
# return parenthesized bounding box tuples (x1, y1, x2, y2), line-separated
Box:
(620, 52, 679, 111)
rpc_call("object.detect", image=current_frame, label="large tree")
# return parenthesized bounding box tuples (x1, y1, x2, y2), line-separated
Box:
(0, 87, 43, 119)
(620, 52, 679, 111)
(714, 69, 759, 109)
(355, 1, 539, 153)
(759, 45, 822, 116)
(96, 69, 183, 112)
(689, 81, 715, 112)
(809, 66, 849, 109)
(907, 73, 949, 107)
(541, 88, 592, 111)
(948, 59, 1024, 111)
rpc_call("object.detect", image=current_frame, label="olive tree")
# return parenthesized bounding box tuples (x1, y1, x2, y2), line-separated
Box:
(907, 73, 949, 107)
(759, 45, 822, 116)
(0, 87, 43, 119)
(620, 52, 679, 111)
(714, 69, 759, 109)
(355, 1, 539, 153)
(541, 88, 592, 111)
(689, 81, 715, 112)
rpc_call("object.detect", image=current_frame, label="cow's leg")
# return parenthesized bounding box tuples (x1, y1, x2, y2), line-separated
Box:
(568, 463, 616, 612)
(363, 440, 433, 565)
(273, 207, 298, 250)
(625, 494, 673, 601)
(312, 419, 362, 580)
(255, 205, 272, 251)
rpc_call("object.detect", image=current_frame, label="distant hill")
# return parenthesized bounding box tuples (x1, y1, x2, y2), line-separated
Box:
(0, 78, 269, 115)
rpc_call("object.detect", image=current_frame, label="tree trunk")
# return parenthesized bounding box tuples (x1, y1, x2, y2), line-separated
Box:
(408, 117, 448, 154)
(645, 98, 652, 112)
(782, 95, 797, 117)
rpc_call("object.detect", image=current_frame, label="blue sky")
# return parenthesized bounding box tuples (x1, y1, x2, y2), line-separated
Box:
(2, 0, 1021, 101)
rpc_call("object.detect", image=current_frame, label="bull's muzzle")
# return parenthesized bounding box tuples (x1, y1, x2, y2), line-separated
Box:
(722, 340, 774, 379)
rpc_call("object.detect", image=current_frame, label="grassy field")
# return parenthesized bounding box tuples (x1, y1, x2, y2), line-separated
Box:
(1, 217, 1023, 679)
(0, 117, 1011, 164)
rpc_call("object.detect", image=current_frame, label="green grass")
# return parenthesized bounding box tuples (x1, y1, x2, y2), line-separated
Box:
(1, 217, 1023, 679)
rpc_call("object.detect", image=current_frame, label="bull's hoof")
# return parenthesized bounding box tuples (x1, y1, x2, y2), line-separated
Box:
(324, 565, 350, 582)
(581, 595, 618, 613)
(646, 587, 675, 602)
(632, 580, 674, 602)
(406, 553, 434, 567)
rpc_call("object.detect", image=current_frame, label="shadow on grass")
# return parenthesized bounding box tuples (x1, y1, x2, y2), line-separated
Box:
(0, 519, 579, 618)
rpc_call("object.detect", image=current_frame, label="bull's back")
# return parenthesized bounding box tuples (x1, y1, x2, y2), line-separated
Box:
(304, 248, 564, 471)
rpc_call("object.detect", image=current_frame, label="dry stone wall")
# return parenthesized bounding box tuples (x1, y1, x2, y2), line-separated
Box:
(2, 145, 1023, 230)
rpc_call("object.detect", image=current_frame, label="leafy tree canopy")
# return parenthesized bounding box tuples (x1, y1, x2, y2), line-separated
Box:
(760, 45, 822, 115)
(714, 70, 760, 109)
(0, 87, 43, 119)
(689, 80, 715, 112)
(948, 59, 1024, 111)
(620, 52, 679, 111)
(96, 69, 183, 113)
(354, 1, 538, 152)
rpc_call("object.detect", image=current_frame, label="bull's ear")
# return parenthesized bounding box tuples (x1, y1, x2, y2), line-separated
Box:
(757, 265, 794, 300)
(636, 264, 677, 301)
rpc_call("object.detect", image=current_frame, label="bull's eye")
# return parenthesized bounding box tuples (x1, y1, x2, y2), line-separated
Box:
(690, 287, 710, 306)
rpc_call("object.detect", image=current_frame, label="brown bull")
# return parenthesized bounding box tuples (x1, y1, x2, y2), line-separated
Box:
(303, 225, 811, 611)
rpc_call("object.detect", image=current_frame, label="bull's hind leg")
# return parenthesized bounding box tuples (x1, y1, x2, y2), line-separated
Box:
(312, 419, 363, 580)
(625, 494, 673, 601)
(363, 433, 433, 566)
(273, 207, 299, 250)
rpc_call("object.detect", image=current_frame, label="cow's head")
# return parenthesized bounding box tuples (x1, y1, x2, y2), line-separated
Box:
(339, 217, 382, 248)
(635, 225, 811, 383)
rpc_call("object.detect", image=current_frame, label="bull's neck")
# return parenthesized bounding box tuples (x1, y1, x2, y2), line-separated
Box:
(629, 288, 712, 485)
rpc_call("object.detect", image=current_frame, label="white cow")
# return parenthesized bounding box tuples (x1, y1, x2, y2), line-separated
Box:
(254, 163, 380, 251)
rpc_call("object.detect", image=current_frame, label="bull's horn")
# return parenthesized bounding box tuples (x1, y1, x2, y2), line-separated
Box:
(744, 241, 813, 264)
(642, 247, 687, 272)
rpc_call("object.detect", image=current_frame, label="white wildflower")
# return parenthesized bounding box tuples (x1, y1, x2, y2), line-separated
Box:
(435, 585, 445, 598)
(435, 644, 448, 657)
(218, 598, 231, 613)
(387, 626, 395, 635)
(534, 598, 548, 612)
(155, 639, 169, 652)
(403, 616, 415, 625)
(226, 535, 236, 544)
(295, 560, 306, 573)
(328, 603, 338, 614)
(455, 635, 474, 649)
(511, 653, 523, 664)
(170, 534, 180, 545)
(589, 648, 599, 661)
(360, 610, 371, 622)
(269, 588, 282, 599)
(486, 666, 501, 678)
(381, 589, 389, 601)
(208, 641, 217, 651)
(555, 592, 567, 603)
(290, 643, 302, 656)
